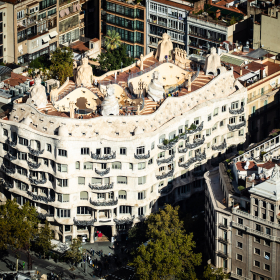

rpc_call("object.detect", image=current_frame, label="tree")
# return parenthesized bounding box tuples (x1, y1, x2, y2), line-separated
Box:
(129, 205, 202, 280)
(36, 221, 54, 258)
(65, 238, 85, 266)
(104, 30, 121, 51)
(203, 265, 229, 280)
(0, 199, 39, 270)
(50, 47, 73, 84)
(98, 44, 134, 72)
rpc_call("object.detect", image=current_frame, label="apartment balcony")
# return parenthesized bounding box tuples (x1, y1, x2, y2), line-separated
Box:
(212, 139, 227, 151)
(95, 167, 110, 176)
(73, 217, 96, 226)
(156, 154, 175, 166)
(90, 198, 118, 207)
(1, 164, 15, 175)
(27, 161, 41, 169)
(91, 151, 116, 160)
(227, 121, 246, 132)
(156, 169, 174, 180)
(229, 106, 244, 115)
(178, 150, 206, 170)
(186, 121, 204, 135)
(134, 151, 150, 160)
(28, 146, 44, 156)
(5, 153, 17, 161)
(29, 176, 47, 185)
(157, 139, 178, 150)
(218, 237, 229, 244)
(7, 138, 16, 147)
(114, 215, 135, 225)
(88, 182, 114, 191)
(188, 31, 224, 44)
(217, 251, 228, 259)
(218, 223, 229, 230)
(27, 191, 55, 203)
(185, 135, 205, 149)
(4, 181, 13, 189)
(230, 273, 250, 280)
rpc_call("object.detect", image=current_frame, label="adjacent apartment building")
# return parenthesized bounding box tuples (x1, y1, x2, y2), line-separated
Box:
(100, 0, 146, 58)
(205, 133, 280, 279)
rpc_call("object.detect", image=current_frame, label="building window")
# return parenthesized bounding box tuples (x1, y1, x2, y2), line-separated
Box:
(264, 252, 270, 260)
(254, 237, 261, 243)
(138, 206, 145, 216)
(151, 141, 155, 150)
(112, 162, 122, 169)
(256, 224, 261, 231)
(3, 128, 8, 136)
(81, 147, 89, 155)
(238, 218, 243, 225)
(229, 117, 236, 124)
(136, 146, 145, 155)
(78, 177, 85, 185)
(77, 206, 91, 215)
(138, 176, 146, 185)
(213, 108, 218, 116)
(117, 176, 127, 184)
(237, 254, 242, 261)
(237, 242, 243, 249)
(237, 230, 243, 237)
(17, 10, 24, 20)
(120, 148, 126, 155)
(239, 129, 244, 136)
(254, 248, 260, 255)
(57, 164, 68, 172)
(138, 191, 145, 200)
(222, 105, 226, 112)
(58, 149, 67, 157)
(254, 260, 260, 268)
(57, 179, 68, 187)
(231, 101, 238, 109)
(264, 264, 270, 271)
(47, 144, 52, 152)
(97, 193, 105, 199)
(119, 205, 131, 214)
(236, 268, 242, 276)
(57, 209, 70, 218)
(118, 190, 127, 199)
(80, 191, 88, 200)
(264, 240, 270, 247)
(148, 158, 153, 165)
(266, 227, 271, 235)
(76, 161, 80, 169)
(220, 120, 224, 127)
(129, 163, 133, 170)
(104, 147, 111, 154)
(208, 114, 211, 121)
(19, 137, 28, 146)
(206, 129, 211, 136)
(58, 194, 69, 202)
(194, 117, 199, 125)
(138, 162, 146, 170)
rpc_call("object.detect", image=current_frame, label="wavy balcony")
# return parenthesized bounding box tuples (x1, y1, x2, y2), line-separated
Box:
(157, 154, 175, 166)
(7, 139, 16, 147)
(28, 146, 44, 156)
(91, 151, 116, 160)
(186, 121, 203, 134)
(212, 139, 227, 151)
(185, 135, 205, 149)
(5, 153, 17, 161)
(27, 191, 55, 203)
(158, 139, 178, 150)
(29, 176, 47, 185)
(89, 182, 114, 190)
(134, 151, 150, 159)
(114, 215, 135, 225)
(2, 164, 15, 174)
(37, 212, 53, 219)
(27, 161, 41, 169)
(156, 169, 174, 180)
(229, 106, 244, 115)
(178, 150, 206, 169)
(95, 167, 110, 176)
(228, 121, 246, 132)
(4, 181, 13, 188)
(90, 198, 118, 206)
(73, 217, 96, 226)
(178, 147, 188, 153)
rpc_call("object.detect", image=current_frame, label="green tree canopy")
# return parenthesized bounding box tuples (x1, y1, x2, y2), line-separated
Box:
(36, 221, 54, 258)
(0, 199, 38, 251)
(98, 44, 134, 72)
(50, 47, 74, 84)
(203, 265, 229, 280)
(104, 30, 121, 51)
(129, 205, 202, 280)
(65, 238, 85, 266)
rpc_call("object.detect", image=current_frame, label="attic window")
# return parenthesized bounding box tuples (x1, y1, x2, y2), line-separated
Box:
(43, 127, 47, 131)
(33, 124, 37, 128)
(82, 132, 86, 135)
(49, 121, 54, 124)
(96, 132, 99, 135)
(20, 108, 24, 111)
(69, 133, 72, 136)
(39, 119, 43, 122)
(116, 132, 119, 135)
(14, 116, 19, 120)
(75, 124, 79, 127)
(31, 112, 35, 115)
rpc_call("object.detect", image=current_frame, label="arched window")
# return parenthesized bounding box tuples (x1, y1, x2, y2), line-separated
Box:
(76, 161, 80, 170)
(80, 191, 88, 200)
(118, 190, 127, 199)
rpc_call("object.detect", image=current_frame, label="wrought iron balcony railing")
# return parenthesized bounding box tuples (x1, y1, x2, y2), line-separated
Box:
(7, 139, 16, 147)
(95, 168, 110, 176)
(6, 153, 17, 161)
(4, 181, 13, 188)
(27, 161, 41, 169)
(90, 198, 118, 206)
(89, 182, 114, 190)
(156, 169, 174, 180)
(229, 106, 244, 115)
(158, 139, 179, 150)
(212, 139, 227, 151)
(114, 215, 135, 225)
(178, 147, 188, 153)
(2, 164, 15, 174)
(186, 135, 205, 149)
(178, 150, 206, 169)
(134, 151, 150, 159)
(157, 154, 175, 166)
(73, 217, 97, 226)
(27, 191, 55, 203)
(28, 146, 44, 156)
(91, 151, 116, 160)
(29, 176, 47, 185)
(228, 121, 246, 132)
(185, 121, 203, 134)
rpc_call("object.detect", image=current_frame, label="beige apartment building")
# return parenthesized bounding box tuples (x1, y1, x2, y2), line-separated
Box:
(0, 0, 87, 64)
(205, 134, 280, 279)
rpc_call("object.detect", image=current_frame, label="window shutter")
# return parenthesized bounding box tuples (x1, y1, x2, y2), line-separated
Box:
(92, 177, 102, 184)
(80, 191, 88, 199)
(78, 177, 85, 184)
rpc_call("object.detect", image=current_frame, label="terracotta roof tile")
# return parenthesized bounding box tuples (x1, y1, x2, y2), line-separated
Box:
(153, 0, 193, 10)
(236, 161, 257, 171)
(3, 72, 30, 87)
